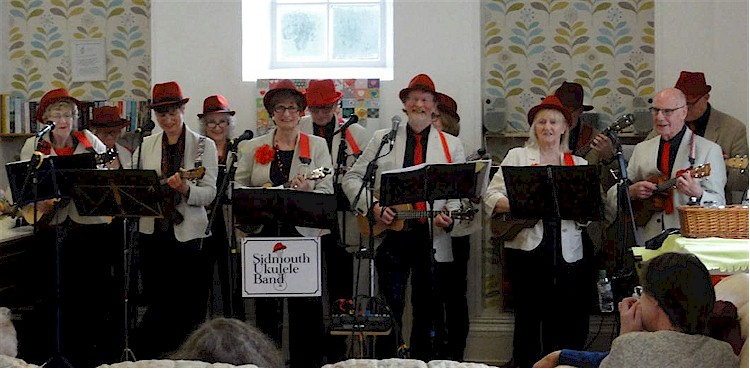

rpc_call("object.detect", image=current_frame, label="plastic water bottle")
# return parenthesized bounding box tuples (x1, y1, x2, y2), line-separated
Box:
(597, 270, 615, 313)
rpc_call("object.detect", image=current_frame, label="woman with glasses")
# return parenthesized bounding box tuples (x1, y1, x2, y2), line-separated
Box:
(197, 95, 241, 318)
(90, 105, 133, 169)
(234, 79, 333, 367)
(19, 88, 117, 366)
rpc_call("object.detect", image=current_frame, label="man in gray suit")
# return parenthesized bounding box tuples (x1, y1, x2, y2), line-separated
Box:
(607, 87, 726, 243)
(648, 71, 747, 203)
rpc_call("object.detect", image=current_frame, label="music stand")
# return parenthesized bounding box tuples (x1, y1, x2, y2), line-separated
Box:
(502, 165, 603, 287)
(233, 187, 337, 232)
(68, 169, 165, 362)
(6, 153, 101, 368)
(502, 165, 603, 222)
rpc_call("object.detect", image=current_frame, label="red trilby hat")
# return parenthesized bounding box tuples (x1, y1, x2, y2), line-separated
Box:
(674, 71, 712, 102)
(527, 95, 573, 126)
(399, 74, 437, 102)
(36, 88, 80, 123)
(263, 79, 306, 113)
(553, 81, 593, 112)
(198, 95, 236, 118)
(90, 106, 129, 128)
(306, 79, 343, 107)
(148, 81, 189, 109)
(436, 92, 460, 122)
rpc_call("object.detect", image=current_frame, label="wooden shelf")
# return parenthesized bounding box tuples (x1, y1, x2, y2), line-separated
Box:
(0, 133, 33, 141)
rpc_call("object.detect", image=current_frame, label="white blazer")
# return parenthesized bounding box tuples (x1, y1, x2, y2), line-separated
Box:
(133, 125, 218, 242)
(606, 130, 726, 242)
(342, 124, 465, 262)
(20, 130, 110, 225)
(483, 146, 588, 263)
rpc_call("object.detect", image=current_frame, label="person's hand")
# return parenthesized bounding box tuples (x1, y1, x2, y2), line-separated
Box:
(629, 180, 657, 200)
(374, 203, 394, 225)
(106, 157, 121, 170)
(675, 172, 703, 198)
(618, 297, 643, 334)
(166, 172, 189, 195)
(591, 133, 615, 162)
(533, 350, 561, 368)
(433, 211, 454, 229)
(289, 174, 312, 191)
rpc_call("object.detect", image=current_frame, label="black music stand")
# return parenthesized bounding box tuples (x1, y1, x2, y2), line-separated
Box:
(379, 160, 492, 207)
(233, 187, 337, 233)
(68, 169, 164, 362)
(6, 153, 100, 368)
(502, 165, 603, 285)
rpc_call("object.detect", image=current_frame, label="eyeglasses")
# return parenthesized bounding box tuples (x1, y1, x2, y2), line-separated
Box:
(206, 120, 229, 128)
(49, 113, 75, 120)
(309, 105, 335, 113)
(649, 105, 685, 117)
(273, 105, 299, 114)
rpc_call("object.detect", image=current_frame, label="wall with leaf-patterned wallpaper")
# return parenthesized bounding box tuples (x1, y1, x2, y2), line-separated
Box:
(7, 0, 150, 101)
(480, 0, 654, 311)
(482, 0, 654, 132)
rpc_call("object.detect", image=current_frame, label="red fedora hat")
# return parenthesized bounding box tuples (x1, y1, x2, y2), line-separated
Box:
(198, 95, 236, 118)
(36, 88, 80, 123)
(306, 79, 343, 107)
(436, 92, 460, 122)
(553, 81, 593, 111)
(674, 71, 712, 102)
(90, 106, 129, 128)
(148, 81, 189, 109)
(263, 79, 306, 113)
(528, 95, 573, 125)
(399, 74, 437, 102)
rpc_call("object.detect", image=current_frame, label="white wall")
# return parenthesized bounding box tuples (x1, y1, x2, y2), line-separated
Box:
(151, 0, 483, 154)
(655, 0, 748, 124)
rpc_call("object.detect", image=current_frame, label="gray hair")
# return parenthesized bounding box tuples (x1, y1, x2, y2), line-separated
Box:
(525, 108, 571, 151)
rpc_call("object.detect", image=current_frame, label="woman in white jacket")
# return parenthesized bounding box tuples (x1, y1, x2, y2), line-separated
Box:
(484, 95, 591, 367)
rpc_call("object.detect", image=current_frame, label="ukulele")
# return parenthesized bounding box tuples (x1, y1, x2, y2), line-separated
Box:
(261, 167, 332, 188)
(725, 155, 748, 171)
(356, 203, 478, 237)
(159, 167, 207, 224)
(631, 163, 711, 226)
(491, 212, 538, 241)
(160, 166, 206, 185)
(574, 114, 634, 157)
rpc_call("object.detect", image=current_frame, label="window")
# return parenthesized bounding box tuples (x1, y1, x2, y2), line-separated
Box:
(242, 0, 393, 81)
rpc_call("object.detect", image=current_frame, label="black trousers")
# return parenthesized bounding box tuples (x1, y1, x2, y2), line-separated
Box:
(433, 235, 470, 361)
(506, 221, 589, 368)
(134, 228, 211, 359)
(22, 221, 119, 368)
(374, 223, 441, 361)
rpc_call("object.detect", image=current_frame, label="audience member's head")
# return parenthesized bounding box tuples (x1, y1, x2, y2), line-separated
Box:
(640, 252, 715, 335)
(171, 318, 283, 367)
(0, 307, 18, 358)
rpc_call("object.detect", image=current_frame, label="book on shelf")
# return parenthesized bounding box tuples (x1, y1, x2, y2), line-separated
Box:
(0, 96, 149, 136)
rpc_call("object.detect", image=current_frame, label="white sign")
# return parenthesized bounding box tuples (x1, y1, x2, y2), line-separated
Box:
(71, 39, 106, 82)
(241, 237, 321, 297)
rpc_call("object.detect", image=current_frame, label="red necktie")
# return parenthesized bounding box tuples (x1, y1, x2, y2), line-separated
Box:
(316, 125, 326, 138)
(413, 132, 426, 221)
(659, 142, 674, 214)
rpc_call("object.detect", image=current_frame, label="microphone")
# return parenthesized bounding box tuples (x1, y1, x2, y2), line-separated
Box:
(36, 122, 55, 138)
(332, 115, 359, 136)
(389, 115, 401, 149)
(229, 129, 254, 151)
(136, 119, 156, 134)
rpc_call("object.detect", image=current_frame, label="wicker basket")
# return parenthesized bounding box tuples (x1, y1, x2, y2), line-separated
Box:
(679, 205, 749, 239)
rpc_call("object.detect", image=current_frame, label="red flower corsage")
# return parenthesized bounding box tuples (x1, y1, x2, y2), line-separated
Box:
(255, 144, 275, 165)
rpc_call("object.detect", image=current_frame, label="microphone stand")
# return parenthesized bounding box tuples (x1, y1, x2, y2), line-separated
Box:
(609, 133, 640, 316)
(334, 124, 351, 247)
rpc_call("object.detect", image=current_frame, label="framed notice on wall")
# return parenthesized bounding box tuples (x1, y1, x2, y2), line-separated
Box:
(71, 39, 106, 82)
(241, 237, 321, 297)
